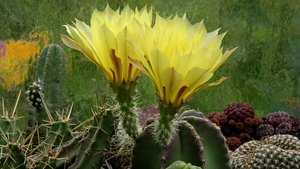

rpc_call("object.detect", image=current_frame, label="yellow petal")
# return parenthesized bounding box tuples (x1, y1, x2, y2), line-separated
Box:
(162, 67, 183, 105)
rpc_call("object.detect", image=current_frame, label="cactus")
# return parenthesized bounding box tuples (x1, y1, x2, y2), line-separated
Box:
(256, 111, 300, 139)
(266, 111, 290, 127)
(0, 92, 117, 169)
(70, 109, 116, 168)
(0, 143, 27, 169)
(226, 137, 242, 151)
(166, 160, 202, 169)
(26, 44, 67, 137)
(206, 102, 264, 150)
(132, 110, 230, 169)
(109, 82, 140, 139)
(223, 102, 255, 122)
(230, 134, 300, 169)
(256, 124, 275, 139)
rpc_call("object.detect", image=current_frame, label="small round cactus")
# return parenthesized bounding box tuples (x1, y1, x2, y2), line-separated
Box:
(256, 124, 275, 139)
(212, 112, 228, 125)
(275, 121, 293, 134)
(226, 137, 242, 151)
(266, 111, 290, 127)
(230, 134, 300, 169)
(223, 102, 254, 122)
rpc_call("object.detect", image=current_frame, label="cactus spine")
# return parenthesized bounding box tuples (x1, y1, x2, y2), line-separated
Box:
(70, 109, 116, 168)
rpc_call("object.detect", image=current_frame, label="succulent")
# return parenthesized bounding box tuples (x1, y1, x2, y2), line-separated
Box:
(266, 111, 290, 127)
(206, 102, 263, 150)
(223, 102, 254, 122)
(256, 111, 300, 139)
(166, 160, 202, 169)
(239, 133, 252, 143)
(230, 134, 300, 169)
(275, 121, 293, 134)
(256, 124, 275, 139)
(226, 137, 242, 151)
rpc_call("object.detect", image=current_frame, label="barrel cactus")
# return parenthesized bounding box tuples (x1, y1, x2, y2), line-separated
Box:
(230, 134, 300, 168)
(132, 110, 231, 169)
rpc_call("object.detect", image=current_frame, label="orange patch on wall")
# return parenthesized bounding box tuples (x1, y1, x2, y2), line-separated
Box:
(0, 29, 49, 90)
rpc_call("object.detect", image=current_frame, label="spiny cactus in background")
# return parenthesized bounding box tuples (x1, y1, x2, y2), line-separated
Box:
(26, 44, 67, 136)
(132, 110, 231, 169)
(166, 160, 202, 169)
(206, 102, 264, 151)
(230, 134, 300, 169)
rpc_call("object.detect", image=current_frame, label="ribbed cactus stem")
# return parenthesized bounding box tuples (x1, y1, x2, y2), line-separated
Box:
(26, 44, 66, 139)
(154, 103, 180, 146)
(35, 44, 66, 114)
(109, 82, 139, 139)
(0, 144, 26, 169)
(70, 109, 116, 168)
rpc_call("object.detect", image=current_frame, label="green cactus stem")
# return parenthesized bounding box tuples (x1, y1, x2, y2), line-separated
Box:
(166, 160, 202, 169)
(70, 109, 116, 168)
(36, 156, 57, 169)
(153, 103, 181, 146)
(132, 110, 230, 169)
(34, 44, 66, 113)
(109, 82, 139, 139)
(0, 144, 26, 169)
(26, 44, 67, 137)
(0, 90, 22, 144)
(180, 110, 231, 169)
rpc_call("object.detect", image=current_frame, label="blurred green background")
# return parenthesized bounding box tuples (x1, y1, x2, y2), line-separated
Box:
(1, 0, 300, 124)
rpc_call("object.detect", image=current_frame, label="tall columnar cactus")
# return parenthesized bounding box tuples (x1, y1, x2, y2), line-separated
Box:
(132, 110, 231, 169)
(27, 44, 66, 136)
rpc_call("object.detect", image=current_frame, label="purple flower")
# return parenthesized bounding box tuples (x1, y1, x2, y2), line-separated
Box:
(0, 41, 6, 57)
(139, 105, 160, 127)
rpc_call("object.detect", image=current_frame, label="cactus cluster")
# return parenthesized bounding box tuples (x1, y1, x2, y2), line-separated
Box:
(230, 134, 300, 169)
(256, 111, 300, 140)
(206, 102, 264, 151)
(0, 94, 117, 169)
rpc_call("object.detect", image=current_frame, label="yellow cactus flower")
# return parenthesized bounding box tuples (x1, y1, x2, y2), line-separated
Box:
(61, 5, 152, 88)
(129, 14, 237, 107)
